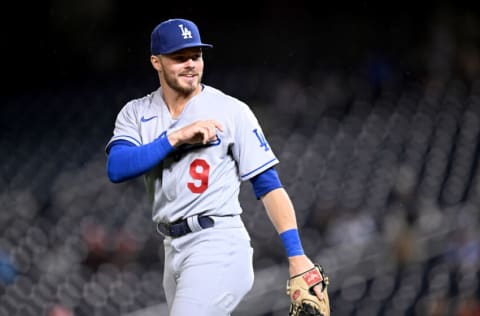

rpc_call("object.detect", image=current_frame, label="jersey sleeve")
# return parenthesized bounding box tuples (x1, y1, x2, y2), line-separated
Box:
(105, 101, 142, 153)
(231, 103, 279, 181)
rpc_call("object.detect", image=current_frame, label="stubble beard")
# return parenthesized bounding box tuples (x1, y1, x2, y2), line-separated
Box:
(165, 72, 203, 97)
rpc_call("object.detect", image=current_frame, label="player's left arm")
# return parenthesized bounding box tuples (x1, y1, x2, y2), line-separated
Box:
(261, 188, 325, 299)
(251, 170, 325, 300)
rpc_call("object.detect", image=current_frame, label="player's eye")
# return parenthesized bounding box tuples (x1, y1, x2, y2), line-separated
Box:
(174, 54, 202, 63)
(173, 56, 186, 62)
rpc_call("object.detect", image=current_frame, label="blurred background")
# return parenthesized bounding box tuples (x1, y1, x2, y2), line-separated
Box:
(1, 1, 480, 315)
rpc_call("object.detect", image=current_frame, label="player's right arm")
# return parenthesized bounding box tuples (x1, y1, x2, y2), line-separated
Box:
(106, 135, 174, 183)
(106, 120, 223, 183)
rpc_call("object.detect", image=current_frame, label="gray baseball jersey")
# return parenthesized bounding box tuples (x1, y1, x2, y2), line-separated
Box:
(106, 85, 279, 224)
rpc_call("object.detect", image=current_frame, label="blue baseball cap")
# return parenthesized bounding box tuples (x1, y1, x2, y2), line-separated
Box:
(150, 18, 213, 55)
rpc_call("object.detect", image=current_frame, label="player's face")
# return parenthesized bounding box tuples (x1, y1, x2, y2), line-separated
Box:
(159, 47, 204, 95)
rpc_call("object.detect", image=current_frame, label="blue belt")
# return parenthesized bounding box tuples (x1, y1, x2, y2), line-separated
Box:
(156, 215, 214, 238)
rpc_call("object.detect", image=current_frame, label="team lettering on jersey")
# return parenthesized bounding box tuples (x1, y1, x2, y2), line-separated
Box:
(253, 129, 269, 151)
(171, 135, 222, 162)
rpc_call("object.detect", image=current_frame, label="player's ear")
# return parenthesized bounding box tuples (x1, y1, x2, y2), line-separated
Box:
(150, 55, 162, 71)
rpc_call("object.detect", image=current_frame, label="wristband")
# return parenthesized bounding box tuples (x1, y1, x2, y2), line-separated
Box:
(279, 228, 305, 257)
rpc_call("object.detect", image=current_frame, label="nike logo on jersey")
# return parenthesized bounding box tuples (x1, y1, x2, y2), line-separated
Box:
(140, 115, 158, 122)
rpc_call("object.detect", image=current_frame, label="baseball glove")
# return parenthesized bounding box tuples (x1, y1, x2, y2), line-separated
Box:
(286, 264, 330, 316)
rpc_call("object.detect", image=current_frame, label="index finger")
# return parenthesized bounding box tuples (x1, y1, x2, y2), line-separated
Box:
(313, 284, 325, 301)
(209, 120, 224, 132)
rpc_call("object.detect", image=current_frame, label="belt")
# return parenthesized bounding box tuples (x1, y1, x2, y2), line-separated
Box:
(156, 215, 214, 238)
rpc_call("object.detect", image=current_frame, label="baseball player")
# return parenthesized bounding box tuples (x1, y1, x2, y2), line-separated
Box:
(105, 18, 328, 316)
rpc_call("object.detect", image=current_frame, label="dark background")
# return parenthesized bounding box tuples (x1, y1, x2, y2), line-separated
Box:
(4, 1, 479, 95)
(1, 1, 480, 316)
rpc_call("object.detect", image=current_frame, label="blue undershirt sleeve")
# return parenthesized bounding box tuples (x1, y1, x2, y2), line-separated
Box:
(106, 134, 174, 183)
(249, 167, 283, 200)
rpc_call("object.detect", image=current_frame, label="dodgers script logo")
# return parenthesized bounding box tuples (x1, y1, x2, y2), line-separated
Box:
(303, 270, 321, 286)
(178, 24, 192, 39)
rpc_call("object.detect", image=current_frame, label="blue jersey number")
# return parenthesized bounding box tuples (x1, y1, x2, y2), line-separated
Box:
(253, 129, 270, 151)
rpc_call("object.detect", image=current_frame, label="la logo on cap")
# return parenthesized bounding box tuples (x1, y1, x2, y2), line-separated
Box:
(178, 24, 193, 39)
(150, 18, 213, 55)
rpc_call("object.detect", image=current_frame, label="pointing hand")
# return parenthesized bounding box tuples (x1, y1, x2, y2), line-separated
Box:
(168, 120, 224, 146)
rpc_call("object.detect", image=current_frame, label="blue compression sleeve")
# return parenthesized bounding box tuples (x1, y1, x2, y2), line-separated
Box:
(279, 228, 305, 257)
(107, 135, 174, 183)
(250, 167, 282, 199)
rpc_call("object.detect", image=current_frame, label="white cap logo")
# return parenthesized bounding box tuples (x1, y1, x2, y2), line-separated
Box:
(178, 24, 192, 39)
